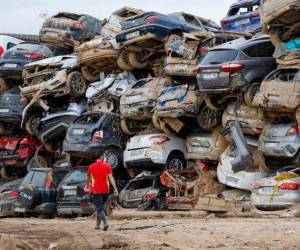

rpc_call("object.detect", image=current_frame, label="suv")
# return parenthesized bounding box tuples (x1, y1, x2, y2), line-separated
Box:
(40, 12, 102, 49)
(14, 167, 70, 216)
(221, 0, 261, 33)
(63, 112, 125, 170)
(196, 35, 276, 109)
(0, 35, 23, 58)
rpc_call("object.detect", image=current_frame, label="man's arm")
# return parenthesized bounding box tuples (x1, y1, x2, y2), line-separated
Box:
(108, 174, 118, 196)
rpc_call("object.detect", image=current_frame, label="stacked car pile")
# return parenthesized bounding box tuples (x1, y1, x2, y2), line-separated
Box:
(1, 0, 300, 217)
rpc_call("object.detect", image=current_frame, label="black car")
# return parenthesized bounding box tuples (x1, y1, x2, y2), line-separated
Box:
(40, 12, 102, 49)
(14, 167, 69, 216)
(0, 42, 65, 91)
(196, 34, 276, 109)
(63, 112, 126, 170)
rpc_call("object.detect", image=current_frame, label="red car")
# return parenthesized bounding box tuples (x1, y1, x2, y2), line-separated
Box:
(0, 134, 48, 180)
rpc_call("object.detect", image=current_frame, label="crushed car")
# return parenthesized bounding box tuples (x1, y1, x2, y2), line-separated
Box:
(221, 0, 261, 33)
(40, 12, 102, 49)
(120, 77, 165, 135)
(63, 111, 125, 170)
(123, 131, 186, 177)
(196, 34, 276, 109)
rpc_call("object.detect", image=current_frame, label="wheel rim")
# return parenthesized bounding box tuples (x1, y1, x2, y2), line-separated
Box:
(105, 151, 118, 169)
(168, 158, 183, 170)
(71, 74, 85, 93)
(250, 85, 260, 100)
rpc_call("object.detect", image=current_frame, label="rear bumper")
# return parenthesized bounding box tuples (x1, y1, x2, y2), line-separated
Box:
(0, 113, 22, 125)
(124, 158, 164, 169)
(77, 49, 119, 66)
(63, 142, 106, 157)
(0, 200, 16, 217)
(57, 205, 95, 215)
(14, 202, 56, 215)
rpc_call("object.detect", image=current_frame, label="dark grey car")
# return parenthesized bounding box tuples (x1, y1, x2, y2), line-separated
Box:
(196, 34, 276, 109)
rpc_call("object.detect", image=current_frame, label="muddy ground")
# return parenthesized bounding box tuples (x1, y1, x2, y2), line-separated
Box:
(0, 213, 300, 250)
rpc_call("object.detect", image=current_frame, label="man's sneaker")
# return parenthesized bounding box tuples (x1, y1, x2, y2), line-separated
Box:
(95, 226, 100, 230)
(103, 224, 109, 231)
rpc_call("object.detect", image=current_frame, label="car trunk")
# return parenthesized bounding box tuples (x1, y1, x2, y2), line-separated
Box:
(120, 12, 152, 30)
(126, 134, 159, 150)
(157, 85, 189, 108)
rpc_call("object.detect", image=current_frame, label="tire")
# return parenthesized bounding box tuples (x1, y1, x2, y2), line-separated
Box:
(27, 155, 49, 171)
(0, 78, 8, 94)
(25, 114, 41, 136)
(116, 50, 134, 71)
(43, 142, 56, 153)
(244, 83, 260, 107)
(81, 66, 100, 82)
(128, 51, 149, 69)
(165, 152, 186, 170)
(0, 167, 17, 181)
(18, 184, 40, 209)
(204, 96, 226, 111)
(103, 148, 122, 170)
(197, 105, 221, 130)
(67, 71, 86, 97)
(164, 34, 182, 54)
(120, 118, 134, 135)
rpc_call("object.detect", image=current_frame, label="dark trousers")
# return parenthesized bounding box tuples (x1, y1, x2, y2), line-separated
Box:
(92, 194, 109, 226)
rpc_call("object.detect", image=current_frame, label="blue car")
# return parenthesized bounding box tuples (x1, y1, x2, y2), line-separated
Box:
(221, 0, 261, 33)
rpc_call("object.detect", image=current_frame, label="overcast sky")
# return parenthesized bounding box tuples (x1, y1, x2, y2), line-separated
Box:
(1, 0, 236, 34)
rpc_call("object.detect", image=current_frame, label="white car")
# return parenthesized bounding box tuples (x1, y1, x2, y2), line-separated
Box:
(217, 139, 266, 191)
(124, 132, 186, 176)
(0, 35, 23, 58)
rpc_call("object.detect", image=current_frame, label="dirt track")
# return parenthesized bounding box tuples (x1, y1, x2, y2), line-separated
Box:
(1, 215, 300, 250)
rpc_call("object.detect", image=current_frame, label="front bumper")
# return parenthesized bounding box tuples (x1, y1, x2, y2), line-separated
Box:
(124, 158, 164, 169)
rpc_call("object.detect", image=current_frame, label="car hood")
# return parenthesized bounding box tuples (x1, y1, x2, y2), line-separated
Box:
(24, 55, 76, 69)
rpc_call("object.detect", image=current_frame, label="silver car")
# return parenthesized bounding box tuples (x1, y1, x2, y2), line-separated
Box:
(251, 167, 300, 211)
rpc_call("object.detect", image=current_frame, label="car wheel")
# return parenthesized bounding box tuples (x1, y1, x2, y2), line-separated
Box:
(0, 167, 17, 181)
(197, 105, 221, 130)
(244, 83, 260, 107)
(67, 71, 86, 97)
(204, 96, 226, 111)
(116, 50, 134, 71)
(128, 51, 149, 69)
(120, 118, 134, 135)
(81, 66, 100, 82)
(165, 152, 186, 170)
(164, 34, 182, 54)
(103, 149, 122, 170)
(27, 155, 49, 171)
(25, 114, 41, 136)
(0, 78, 8, 94)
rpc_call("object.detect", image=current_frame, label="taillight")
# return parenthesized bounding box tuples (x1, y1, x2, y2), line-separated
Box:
(23, 52, 42, 60)
(221, 62, 245, 73)
(221, 19, 229, 26)
(144, 16, 160, 24)
(70, 23, 86, 30)
(92, 130, 103, 141)
(195, 66, 202, 74)
(255, 127, 264, 133)
(251, 11, 260, 17)
(286, 125, 299, 136)
(149, 135, 170, 145)
(9, 191, 17, 199)
(144, 192, 158, 200)
(279, 182, 300, 190)
(253, 183, 261, 190)
(45, 173, 53, 189)
(0, 47, 4, 58)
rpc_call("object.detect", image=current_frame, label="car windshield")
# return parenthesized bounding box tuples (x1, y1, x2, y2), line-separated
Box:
(127, 179, 153, 190)
(22, 171, 48, 188)
(11, 43, 41, 52)
(62, 169, 86, 183)
(200, 49, 238, 65)
(76, 114, 101, 124)
(267, 68, 300, 82)
(228, 3, 260, 16)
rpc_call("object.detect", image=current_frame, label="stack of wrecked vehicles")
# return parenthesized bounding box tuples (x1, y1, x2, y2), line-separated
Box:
(2, 2, 300, 218)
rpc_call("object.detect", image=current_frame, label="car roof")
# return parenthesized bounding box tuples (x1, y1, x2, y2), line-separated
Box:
(53, 12, 82, 19)
(230, 0, 260, 8)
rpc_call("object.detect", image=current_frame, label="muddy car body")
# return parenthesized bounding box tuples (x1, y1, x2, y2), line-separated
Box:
(221, 0, 261, 33)
(222, 101, 265, 136)
(120, 77, 165, 134)
(119, 172, 167, 209)
(186, 127, 228, 164)
(40, 12, 102, 49)
(86, 72, 136, 113)
(196, 35, 276, 108)
(253, 67, 300, 114)
(217, 139, 266, 191)
(251, 167, 300, 211)
(63, 112, 125, 170)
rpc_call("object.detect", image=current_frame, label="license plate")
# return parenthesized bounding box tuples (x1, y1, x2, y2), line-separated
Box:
(202, 72, 218, 79)
(3, 63, 17, 68)
(0, 109, 9, 113)
(261, 186, 274, 194)
(130, 149, 144, 156)
(64, 190, 77, 196)
(226, 176, 239, 184)
(73, 128, 84, 135)
(191, 146, 209, 153)
(265, 142, 278, 148)
(14, 207, 25, 213)
(126, 31, 140, 40)
(235, 18, 250, 26)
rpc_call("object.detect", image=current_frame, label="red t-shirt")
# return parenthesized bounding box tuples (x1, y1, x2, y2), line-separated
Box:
(87, 161, 112, 194)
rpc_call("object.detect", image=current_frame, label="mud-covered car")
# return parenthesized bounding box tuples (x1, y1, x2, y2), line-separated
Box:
(196, 35, 276, 109)
(123, 132, 186, 177)
(86, 72, 136, 113)
(0, 42, 65, 92)
(251, 167, 300, 211)
(63, 112, 125, 170)
(222, 101, 265, 136)
(258, 123, 300, 170)
(0, 178, 22, 217)
(120, 77, 165, 135)
(221, 0, 261, 33)
(14, 167, 70, 216)
(217, 138, 266, 191)
(186, 126, 228, 164)
(253, 67, 300, 119)
(40, 12, 102, 49)
(119, 172, 167, 209)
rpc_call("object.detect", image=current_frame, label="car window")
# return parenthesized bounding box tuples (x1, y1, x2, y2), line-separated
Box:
(168, 13, 186, 23)
(22, 171, 48, 188)
(7, 42, 16, 50)
(53, 170, 68, 187)
(243, 42, 274, 58)
(183, 14, 200, 26)
(267, 68, 300, 82)
(62, 170, 86, 184)
(132, 79, 151, 89)
(76, 114, 101, 124)
(200, 49, 238, 65)
(127, 179, 153, 190)
(10, 43, 41, 52)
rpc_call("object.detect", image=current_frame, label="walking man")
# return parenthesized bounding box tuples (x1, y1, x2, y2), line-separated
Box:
(86, 154, 118, 230)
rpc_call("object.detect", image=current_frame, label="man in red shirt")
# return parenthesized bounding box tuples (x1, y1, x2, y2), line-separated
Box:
(86, 154, 118, 230)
